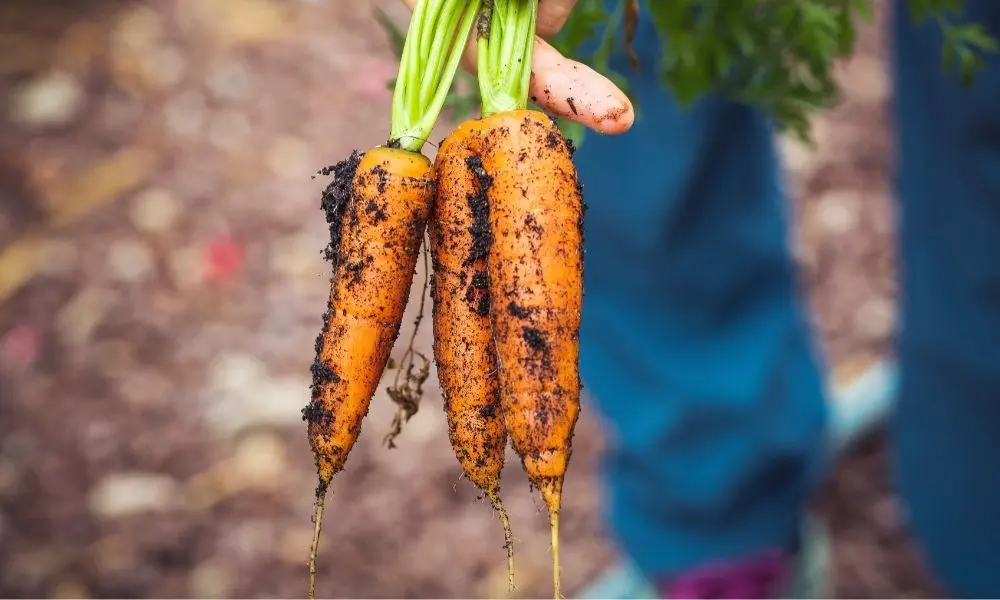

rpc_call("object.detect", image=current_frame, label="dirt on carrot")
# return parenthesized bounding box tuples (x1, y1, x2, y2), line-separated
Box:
(430, 119, 516, 592)
(304, 146, 433, 599)
(479, 109, 584, 599)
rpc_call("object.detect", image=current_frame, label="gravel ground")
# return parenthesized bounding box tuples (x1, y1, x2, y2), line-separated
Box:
(0, 0, 941, 597)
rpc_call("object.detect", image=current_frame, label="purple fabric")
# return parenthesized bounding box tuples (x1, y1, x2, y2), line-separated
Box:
(655, 549, 791, 599)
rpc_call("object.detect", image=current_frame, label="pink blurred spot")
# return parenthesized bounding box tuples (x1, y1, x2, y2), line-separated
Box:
(1, 323, 40, 369)
(204, 235, 245, 283)
(349, 56, 396, 102)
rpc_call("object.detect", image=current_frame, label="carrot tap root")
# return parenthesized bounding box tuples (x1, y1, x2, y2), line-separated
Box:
(487, 488, 517, 594)
(473, 3, 583, 598)
(549, 507, 562, 600)
(307, 483, 329, 600)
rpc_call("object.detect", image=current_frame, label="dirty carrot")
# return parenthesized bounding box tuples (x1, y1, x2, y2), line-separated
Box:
(302, 1, 481, 598)
(429, 117, 516, 592)
(475, 1, 584, 598)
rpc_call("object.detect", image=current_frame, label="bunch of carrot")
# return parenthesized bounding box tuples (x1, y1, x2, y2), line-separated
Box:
(303, 1, 582, 598)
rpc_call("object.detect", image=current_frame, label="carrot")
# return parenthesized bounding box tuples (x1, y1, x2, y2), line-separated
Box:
(483, 110, 582, 600)
(302, 1, 482, 598)
(473, 2, 584, 598)
(429, 118, 516, 592)
(305, 144, 432, 597)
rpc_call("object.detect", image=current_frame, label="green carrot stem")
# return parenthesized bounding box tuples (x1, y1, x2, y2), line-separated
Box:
(390, 0, 483, 153)
(478, 0, 538, 117)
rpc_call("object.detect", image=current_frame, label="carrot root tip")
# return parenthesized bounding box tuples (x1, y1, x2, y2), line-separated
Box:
(550, 509, 562, 600)
(308, 485, 330, 600)
(488, 489, 517, 594)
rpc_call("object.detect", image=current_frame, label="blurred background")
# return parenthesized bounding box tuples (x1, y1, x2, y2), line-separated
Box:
(0, 0, 943, 597)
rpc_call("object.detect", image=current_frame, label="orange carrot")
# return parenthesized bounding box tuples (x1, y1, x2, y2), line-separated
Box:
(473, 2, 584, 597)
(430, 119, 515, 591)
(302, 1, 483, 596)
(480, 109, 582, 600)
(304, 146, 433, 597)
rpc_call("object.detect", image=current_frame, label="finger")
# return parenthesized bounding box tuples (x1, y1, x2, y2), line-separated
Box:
(537, 0, 577, 37)
(528, 38, 634, 134)
(459, 37, 633, 135)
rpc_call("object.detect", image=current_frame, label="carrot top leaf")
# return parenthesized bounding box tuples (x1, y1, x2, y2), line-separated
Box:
(552, 0, 997, 143)
(390, 0, 483, 152)
(478, 0, 539, 117)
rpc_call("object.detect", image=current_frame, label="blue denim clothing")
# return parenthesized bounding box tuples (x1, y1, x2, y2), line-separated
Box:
(572, 1, 1000, 596)
(890, 1, 1000, 597)
(573, 0, 828, 581)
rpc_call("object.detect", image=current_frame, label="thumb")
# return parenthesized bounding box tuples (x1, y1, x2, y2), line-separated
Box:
(459, 36, 634, 135)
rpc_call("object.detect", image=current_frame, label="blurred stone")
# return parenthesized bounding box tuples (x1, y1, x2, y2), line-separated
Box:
(269, 233, 323, 278)
(0, 235, 41, 304)
(814, 189, 861, 236)
(168, 245, 208, 289)
(51, 579, 89, 599)
(54, 20, 106, 75)
(832, 353, 877, 389)
(57, 287, 115, 346)
(81, 421, 117, 463)
(202, 351, 308, 435)
(119, 367, 173, 407)
(189, 562, 232, 598)
(206, 60, 253, 102)
(108, 4, 165, 93)
(100, 93, 144, 131)
(9, 70, 85, 130)
(180, 0, 292, 45)
(839, 55, 890, 105)
(266, 136, 312, 177)
(139, 45, 188, 90)
(88, 472, 181, 519)
(277, 527, 314, 564)
(778, 135, 816, 177)
(402, 404, 446, 445)
(91, 338, 138, 380)
(43, 148, 156, 228)
(163, 90, 207, 139)
(853, 295, 895, 340)
(36, 238, 79, 278)
(107, 238, 154, 283)
(111, 5, 165, 49)
(230, 431, 286, 490)
(207, 110, 251, 151)
(208, 351, 267, 392)
(130, 188, 182, 233)
(224, 520, 277, 561)
(90, 533, 135, 574)
(4, 550, 62, 592)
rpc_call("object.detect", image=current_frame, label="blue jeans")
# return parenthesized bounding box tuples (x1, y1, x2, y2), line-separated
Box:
(574, 1, 1000, 596)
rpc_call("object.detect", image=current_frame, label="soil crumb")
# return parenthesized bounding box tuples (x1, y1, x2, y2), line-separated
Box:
(522, 326, 549, 353)
(319, 151, 362, 263)
(464, 154, 493, 267)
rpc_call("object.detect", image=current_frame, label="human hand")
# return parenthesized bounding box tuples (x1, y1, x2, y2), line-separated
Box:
(398, 0, 634, 134)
